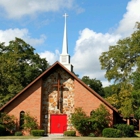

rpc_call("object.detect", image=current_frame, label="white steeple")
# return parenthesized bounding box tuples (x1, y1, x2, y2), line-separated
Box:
(60, 13, 73, 72)
(62, 13, 68, 54)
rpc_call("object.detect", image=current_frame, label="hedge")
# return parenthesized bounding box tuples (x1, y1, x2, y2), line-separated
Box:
(114, 124, 134, 137)
(15, 131, 23, 136)
(31, 130, 45, 136)
(102, 128, 122, 137)
(63, 131, 76, 136)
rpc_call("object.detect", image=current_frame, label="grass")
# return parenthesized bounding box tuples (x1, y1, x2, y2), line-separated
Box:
(52, 133, 140, 140)
(0, 133, 140, 140)
(57, 137, 139, 140)
(54, 137, 140, 140)
(0, 136, 140, 140)
(0, 136, 41, 139)
(135, 133, 140, 137)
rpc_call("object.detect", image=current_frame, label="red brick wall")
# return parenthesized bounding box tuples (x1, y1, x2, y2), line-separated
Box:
(2, 68, 115, 134)
(74, 80, 113, 116)
(3, 79, 42, 129)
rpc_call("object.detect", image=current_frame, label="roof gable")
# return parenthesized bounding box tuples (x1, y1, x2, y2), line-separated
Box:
(0, 61, 118, 113)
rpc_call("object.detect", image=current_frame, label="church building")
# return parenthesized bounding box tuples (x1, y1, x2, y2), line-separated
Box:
(0, 14, 120, 135)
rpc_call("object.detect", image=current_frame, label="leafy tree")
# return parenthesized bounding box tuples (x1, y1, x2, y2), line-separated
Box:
(99, 22, 140, 118)
(106, 84, 133, 118)
(0, 38, 49, 107)
(104, 84, 121, 98)
(70, 107, 89, 136)
(106, 94, 120, 109)
(82, 76, 105, 97)
(71, 105, 111, 136)
(131, 72, 140, 90)
(0, 112, 16, 133)
(134, 108, 140, 119)
(118, 85, 133, 118)
(22, 112, 38, 132)
(104, 84, 121, 109)
(131, 90, 140, 119)
(89, 104, 111, 136)
(99, 22, 140, 85)
(130, 72, 140, 119)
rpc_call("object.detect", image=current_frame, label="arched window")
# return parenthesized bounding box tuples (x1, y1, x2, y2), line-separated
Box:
(90, 110, 95, 116)
(20, 111, 25, 129)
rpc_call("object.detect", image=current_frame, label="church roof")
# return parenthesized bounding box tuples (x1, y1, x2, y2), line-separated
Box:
(0, 61, 118, 113)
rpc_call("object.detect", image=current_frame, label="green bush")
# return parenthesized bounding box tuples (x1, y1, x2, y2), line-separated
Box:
(0, 124, 6, 136)
(70, 108, 90, 136)
(63, 131, 76, 136)
(31, 130, 45, 136)
(15, 131, 23, 136)
(88, 133, 95, 137)
(102, 128, 122, 137)
(22, 112, 38, 132)
(71, 105, 111, 136)
(0, 113, 16, 133)
(114, 124, 134, 137)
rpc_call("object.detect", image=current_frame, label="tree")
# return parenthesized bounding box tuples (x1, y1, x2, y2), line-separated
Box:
(71, 105, 111, 136)
(81, 76, 105, 97)
(0, 38, 49, 107)
(118, 85, 133, 118)
(70, 107, 89, 136)
(130, 72, 140, 119)
(106, 94, 120, 109)
(131, 72, 140, 90)
(99, 22, 140, 117)
(22, 112, 38, 132)
(0, 112, 16, 133)
(99, 22, 140, 85)
(89, 104, 111, 136)
(132, 89, 140, 119)
(103, 84, 121, 98)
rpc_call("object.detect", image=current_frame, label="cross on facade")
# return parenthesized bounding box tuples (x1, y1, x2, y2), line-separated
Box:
(53, 73, 64, 112)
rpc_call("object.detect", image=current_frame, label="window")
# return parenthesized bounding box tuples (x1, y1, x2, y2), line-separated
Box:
(20, 111, 25, 129)
(90, 110, 95, 116)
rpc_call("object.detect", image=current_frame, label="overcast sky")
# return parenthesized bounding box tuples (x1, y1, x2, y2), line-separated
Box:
(0, 0, 140, 86)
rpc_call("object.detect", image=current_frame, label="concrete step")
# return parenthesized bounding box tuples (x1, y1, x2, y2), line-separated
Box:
(48, 134, 63, 137)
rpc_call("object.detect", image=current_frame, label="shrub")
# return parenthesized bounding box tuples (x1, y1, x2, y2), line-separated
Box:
(114, 124, 134, 137)
(0, 113, 16, 132)
(63, 131, 76, 136)
(88, 133, 95, 137)
(102, 128, 122, 137)
(15, 131, 23, 136)
(0, 124, 6, 136)
(89, 104, 111, 135)
(31, 130, 45, 136)
(71, 105, 111, 136)
(22, 112, 38, 132)
(70, 108, 90, 136)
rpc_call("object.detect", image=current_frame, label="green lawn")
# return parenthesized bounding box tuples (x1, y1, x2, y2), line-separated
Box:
(0, 136, 41, 139)
(0, 135, 140, 140)
(55, 137, 140, 140)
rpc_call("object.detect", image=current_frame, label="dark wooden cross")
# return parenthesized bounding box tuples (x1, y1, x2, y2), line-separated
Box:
(53, 73, 64, 112)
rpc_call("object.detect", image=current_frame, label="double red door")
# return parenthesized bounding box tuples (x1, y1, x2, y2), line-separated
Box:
(50, 114, 67, 134)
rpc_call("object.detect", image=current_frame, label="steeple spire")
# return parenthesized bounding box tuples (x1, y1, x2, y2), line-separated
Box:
(62, 13, 68, 54)
(60, 13, 73, 72)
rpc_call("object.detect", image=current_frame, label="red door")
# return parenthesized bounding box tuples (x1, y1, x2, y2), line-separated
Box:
(50, 114, 67, 134)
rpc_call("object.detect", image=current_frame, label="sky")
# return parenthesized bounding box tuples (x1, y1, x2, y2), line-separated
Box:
(0, 0, 140, 87)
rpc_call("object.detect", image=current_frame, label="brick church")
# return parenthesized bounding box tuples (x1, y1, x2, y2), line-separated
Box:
(0, 14, 121, 135)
